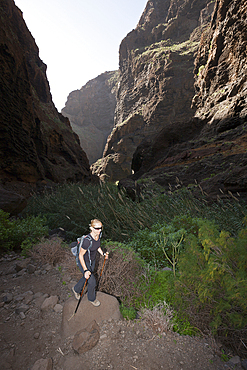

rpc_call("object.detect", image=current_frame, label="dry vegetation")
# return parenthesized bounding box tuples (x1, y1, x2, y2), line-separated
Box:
(96, 244, 147, 306)
(140, 302, 174, 335)
(30, 237, 68, 266)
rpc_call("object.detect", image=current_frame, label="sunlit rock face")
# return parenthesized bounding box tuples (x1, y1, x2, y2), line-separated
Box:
(92, 0, 213, 182)
(91, 0, 247, 202)
(0, 0, 95, 213)
(121, 0, 247, 202)
(62, 71, 118, 165)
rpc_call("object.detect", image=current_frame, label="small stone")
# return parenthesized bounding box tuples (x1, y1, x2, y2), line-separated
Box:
(3, 293, 13, 303)
(20, 311, 26, 319)
(30, 358, 53, 370)
(33, 292, 43, 298)
(41, 296, 58, 311)
(15, 304, 29, 314)
(44, 264, 52, 271)
(34, 270, 42, 276)
(34, 332, 40, 339)
(27, 264, 36, 274)
(15, 295, 24, 302)
(54, 304, 63, 313)
(23, 291, 34, 304)
(17, 269, 26, 276)
(34, 294, 49, 308)
(228, 356, 241, 365)
(162, 267, 172, 271)
(16, 258, 31, 271)
(6, 265, 17, 275)
(9, 347, 15, 357)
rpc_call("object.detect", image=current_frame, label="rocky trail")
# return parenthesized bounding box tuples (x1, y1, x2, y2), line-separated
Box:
(0, 250, 245, 370)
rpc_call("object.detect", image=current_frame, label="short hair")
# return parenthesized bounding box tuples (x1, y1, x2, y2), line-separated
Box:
(89, 219, 102, 228)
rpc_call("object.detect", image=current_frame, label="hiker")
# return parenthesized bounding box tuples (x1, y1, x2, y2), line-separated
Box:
(72, 219, 108, 306)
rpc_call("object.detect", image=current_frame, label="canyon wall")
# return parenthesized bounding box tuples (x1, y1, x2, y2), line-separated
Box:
(62, 71, 118, 164)
(123, 0, 247, 201)
(0, 0, 95, 214)
(92, 0, 214, 181)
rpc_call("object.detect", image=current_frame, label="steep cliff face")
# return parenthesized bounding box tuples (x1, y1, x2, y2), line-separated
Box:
(92, 0, 214, 181)
(0, 0, 94, 214)
(62, 71, 118, 165)
(128, 0, 247, 201)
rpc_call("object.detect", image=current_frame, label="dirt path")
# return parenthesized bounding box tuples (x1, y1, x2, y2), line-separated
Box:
(0, 252, 242, 370)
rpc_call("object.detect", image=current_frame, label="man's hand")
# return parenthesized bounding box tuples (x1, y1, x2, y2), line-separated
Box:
(104, 252, 109, 260)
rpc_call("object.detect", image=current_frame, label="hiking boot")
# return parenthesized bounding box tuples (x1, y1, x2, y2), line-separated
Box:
(90, 299, 100, 307)
(72, 287, 80, 300)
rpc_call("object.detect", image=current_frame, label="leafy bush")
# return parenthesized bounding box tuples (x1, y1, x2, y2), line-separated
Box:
(0, 209, 15, 250)
(127, 215, 202, 269)
(170, 219, 247, 355)
(133, 269, 173, 309)
(0, 209, 48, 254)
(120, 304, 137, 320)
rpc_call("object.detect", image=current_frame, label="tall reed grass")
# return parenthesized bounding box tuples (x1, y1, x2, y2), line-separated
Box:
(23, 182, 247, 242)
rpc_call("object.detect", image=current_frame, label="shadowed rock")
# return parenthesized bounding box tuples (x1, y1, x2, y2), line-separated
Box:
(72, 320, 100, 354)
(0, 0, 95, 214)
(30, 358, 53, 370)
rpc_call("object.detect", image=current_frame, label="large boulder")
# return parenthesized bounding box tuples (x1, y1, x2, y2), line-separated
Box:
(61, 292, 121, 339)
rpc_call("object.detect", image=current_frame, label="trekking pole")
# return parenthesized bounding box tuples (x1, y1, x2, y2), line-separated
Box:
(97, 253, 108, 291)
(68, 278, 88, 321)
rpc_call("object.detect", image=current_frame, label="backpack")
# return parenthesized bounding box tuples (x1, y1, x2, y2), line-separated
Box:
(71, 234, 93, 267)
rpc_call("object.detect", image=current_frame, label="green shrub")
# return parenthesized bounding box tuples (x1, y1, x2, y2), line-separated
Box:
(127, 215, 203, 269)
(0, 210, 48, 254)
(0, 210, 15, 250)
(120, 304, 137, 320)
(169, 219, 247, 354)
(133, 269, 173, 309)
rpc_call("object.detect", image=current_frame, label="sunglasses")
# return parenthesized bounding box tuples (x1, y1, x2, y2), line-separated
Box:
(93, 226, 102, 230)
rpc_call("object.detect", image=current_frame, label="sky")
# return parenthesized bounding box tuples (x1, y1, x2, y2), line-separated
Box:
(14, 0, 148, 112)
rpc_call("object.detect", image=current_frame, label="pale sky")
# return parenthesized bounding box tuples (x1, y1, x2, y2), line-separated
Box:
(14, 0, 148, 112)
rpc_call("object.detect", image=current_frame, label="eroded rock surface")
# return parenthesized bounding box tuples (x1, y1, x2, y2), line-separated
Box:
(128, 0, 247, 201)
(62, 71, 118, 164)
(0, 0, 94, 214)
(92, 0, 214, 181)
